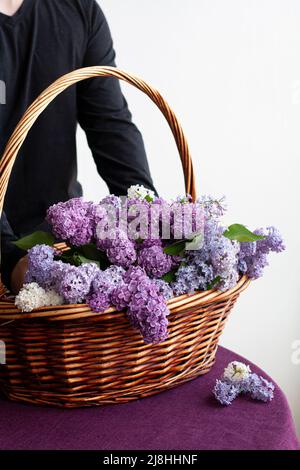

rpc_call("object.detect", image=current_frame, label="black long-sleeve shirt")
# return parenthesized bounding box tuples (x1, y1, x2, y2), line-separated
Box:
(0, 0, 155, 287)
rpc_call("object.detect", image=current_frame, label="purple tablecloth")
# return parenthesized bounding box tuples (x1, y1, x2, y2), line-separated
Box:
(0, 346, 299, 450)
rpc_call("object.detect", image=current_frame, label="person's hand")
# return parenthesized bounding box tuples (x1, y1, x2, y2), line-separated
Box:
(10, 256, 28, 294)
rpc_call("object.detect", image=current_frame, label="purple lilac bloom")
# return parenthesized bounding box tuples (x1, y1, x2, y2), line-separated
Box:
(213, 379, 240, 405)
(57, 264, 94, 304)
(152, 279, 174, 300)
(170, 201, 204, 240)
(138, 245, 173, 278)
(127, 279, 169, 344)
(87, 292, 111, 313)
(255, 227, 285, 254)
(91, 265, 125, 295)
(202, 218, 239, 291)
(247, 373, 275, 402)
(238, 226, 285, 280)
(172, 213, 240, 294)
(139, 238, 162, 249)
(111, 266, 169, 344)
(80, 262, 101, 280)
(25, 244, 56, 288)
(210, 237, 239, 291)
(171, 264, 211, 296)
(106, 233, 137, 269)
(87, 265, 125, 313)
(99, 194, 122, 209)
(110, 283, 133, 310)
(197, 195, 227, 219)
(47, 198, 100, 246)
(110, 266, 148, 310)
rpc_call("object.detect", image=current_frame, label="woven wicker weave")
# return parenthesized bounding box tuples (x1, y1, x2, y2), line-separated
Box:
(0, 67, 250, 407)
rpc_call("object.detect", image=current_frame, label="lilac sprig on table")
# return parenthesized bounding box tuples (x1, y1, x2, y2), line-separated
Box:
(213, 361, 275, 405)
(13, 185, 285, 345)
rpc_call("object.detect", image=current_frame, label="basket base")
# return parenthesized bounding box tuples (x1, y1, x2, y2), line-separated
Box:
(0, 355, 216, 408)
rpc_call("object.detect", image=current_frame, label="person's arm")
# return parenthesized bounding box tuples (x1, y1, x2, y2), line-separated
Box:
(77, 1, 156, 196)
(0, 211, 26, 292)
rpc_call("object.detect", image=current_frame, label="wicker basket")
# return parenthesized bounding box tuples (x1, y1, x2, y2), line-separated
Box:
(0, 67, 250, 407)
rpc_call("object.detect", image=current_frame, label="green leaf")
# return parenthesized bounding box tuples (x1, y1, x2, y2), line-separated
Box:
(76, 254, 101, 268)
(12, 231, 55, 251)
(163, 240, 186, 256)
(207, 276, 221, 290)
(81, 243, 102, 260)
(223, 224, 266, 242)
(55, 243, 110, 269)
(162, 269, 177, 283)
(145, 194, 154, 203)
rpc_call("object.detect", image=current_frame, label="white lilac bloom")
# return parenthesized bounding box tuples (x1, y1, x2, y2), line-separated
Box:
(43, 289, 64, 307)
(15, 283, 63, 312)
(223, 361, 251, 383)
(127, 184, 156, 201)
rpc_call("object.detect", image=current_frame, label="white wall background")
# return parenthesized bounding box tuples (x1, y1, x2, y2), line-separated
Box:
(77, 0, 300, 434)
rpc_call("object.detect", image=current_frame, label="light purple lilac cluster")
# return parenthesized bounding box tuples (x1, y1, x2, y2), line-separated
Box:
(47, 198, 106, 246)
(111, 267, 169, 344)
(238, 226, 285, 279)
(172, 216, 285, 295)
(213, 361, 275, 406)
(86, 265, 125, 312)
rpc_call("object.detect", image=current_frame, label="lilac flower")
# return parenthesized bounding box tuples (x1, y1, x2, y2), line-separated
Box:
(197, 195, 227, 219)
(47, 198, 100, 246)
(106, 232, 137, 268)
(110, 283, 133, 310)
(109, 267, 146, 311)
(47, 260, 69, 291)
(247, 373, 275, 402)
(86, 265, 125, 313)
(213, 361, 275, 406)
(152, 279, 174, 300)
(127, 279, 169, 344)
(223, 361, 251, 383)
(138, 245, 173, 278)
(15, 283, 63, 312)
(123, 266, 148, 285)
(25, 244, 56, 288)
(87, 292, 111, 313)
(172, 264, 204, 295)
(111, 266, 169, 344)
(99, 194, 122, 209)
(139, 238, 162, 249)
(57, 264, 94, 304)
(213, 379, 240, 405)
(91, 265, 125, 293)
(239, 226, 285, 279)
(255, 227, 285, 254)
(171, 261, 214, 295)
(127, 184, 156, 201)
(96, 228, 136, 267)
(172, 216, 238, 296)
(170, 201, 204, 240)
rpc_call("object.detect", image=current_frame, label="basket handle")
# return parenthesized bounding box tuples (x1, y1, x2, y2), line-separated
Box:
(0, 66, 196, 213)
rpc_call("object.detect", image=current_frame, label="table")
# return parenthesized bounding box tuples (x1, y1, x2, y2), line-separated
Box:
(0, 346, 299, 450)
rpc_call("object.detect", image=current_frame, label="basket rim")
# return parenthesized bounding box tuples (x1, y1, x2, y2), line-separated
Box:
(0, 275, 250, 322)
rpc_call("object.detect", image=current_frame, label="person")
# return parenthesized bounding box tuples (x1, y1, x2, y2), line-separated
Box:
(0, 0, 156, 293)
